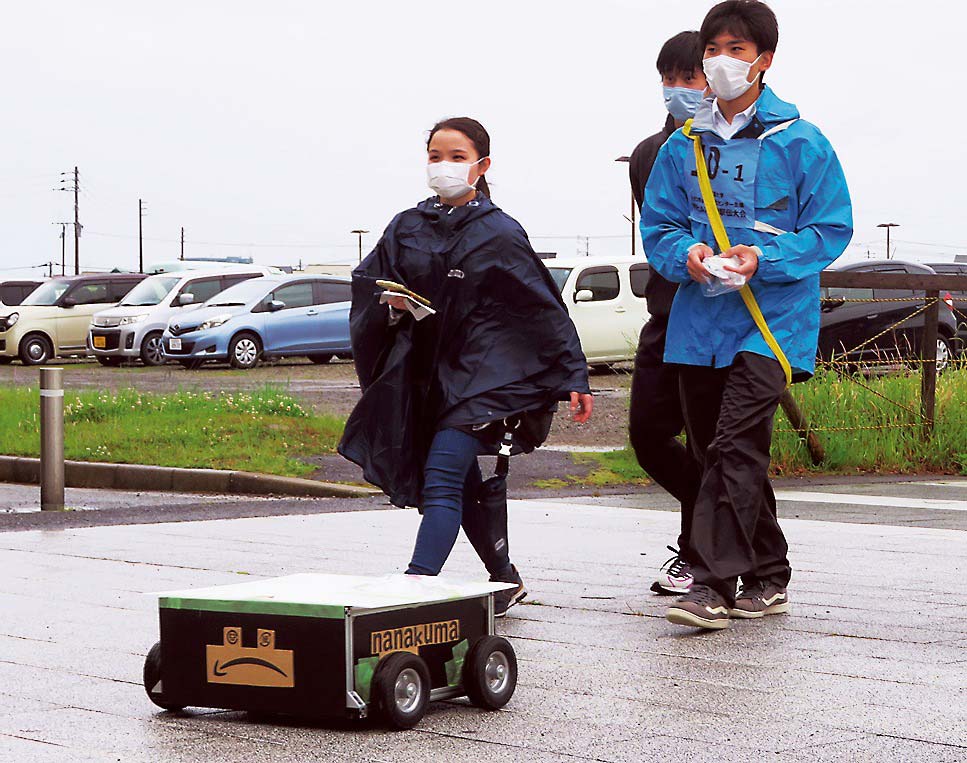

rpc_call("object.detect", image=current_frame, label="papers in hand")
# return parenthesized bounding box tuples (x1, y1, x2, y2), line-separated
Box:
(379, 291, 436, 321)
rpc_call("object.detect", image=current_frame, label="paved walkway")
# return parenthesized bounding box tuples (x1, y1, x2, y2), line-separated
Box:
(1, 483, 966, 762)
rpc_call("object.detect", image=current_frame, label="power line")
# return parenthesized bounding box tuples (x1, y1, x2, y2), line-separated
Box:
(84, 230, 359, 248)
(893, 238, 967, 250)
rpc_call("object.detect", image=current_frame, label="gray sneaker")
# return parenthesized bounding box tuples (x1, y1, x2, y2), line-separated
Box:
(665, 584, 730, 630)
(491, 565, 526, 618)
(730, 581, 790, 619)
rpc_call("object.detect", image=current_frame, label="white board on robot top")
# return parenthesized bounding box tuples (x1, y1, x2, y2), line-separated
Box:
(156, 573, 515, 616)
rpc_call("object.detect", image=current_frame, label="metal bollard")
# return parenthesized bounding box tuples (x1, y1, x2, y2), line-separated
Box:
(40, 367, 65, 511)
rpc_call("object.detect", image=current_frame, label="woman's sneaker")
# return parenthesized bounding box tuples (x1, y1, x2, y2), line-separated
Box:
(491, 565, 527, 618)
(650, 546, 694, 595)
(665, 584, 730, 630)
(729, 581, 790, 619)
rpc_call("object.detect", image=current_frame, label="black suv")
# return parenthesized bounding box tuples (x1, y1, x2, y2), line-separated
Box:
(818, 260, 958, 372)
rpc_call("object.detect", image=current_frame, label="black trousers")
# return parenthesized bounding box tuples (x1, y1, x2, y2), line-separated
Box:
(628, 317, 699, 557)
(678, 352, 792, 606)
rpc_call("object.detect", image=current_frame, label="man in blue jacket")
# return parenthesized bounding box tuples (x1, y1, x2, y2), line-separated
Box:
(640, 0, 852, 630)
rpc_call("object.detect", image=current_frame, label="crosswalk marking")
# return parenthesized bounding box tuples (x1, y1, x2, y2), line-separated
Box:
(775, 490, 967, 513)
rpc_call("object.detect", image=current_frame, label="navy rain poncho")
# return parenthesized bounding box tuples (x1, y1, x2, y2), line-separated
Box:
(338, 196, 590, 508)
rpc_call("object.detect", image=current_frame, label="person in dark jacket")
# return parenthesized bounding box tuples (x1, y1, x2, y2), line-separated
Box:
(339, 117, 593, 617)
(628, 31, 707, 596)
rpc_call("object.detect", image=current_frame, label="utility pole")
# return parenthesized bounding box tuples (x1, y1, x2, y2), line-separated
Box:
(73, 167, 80, 274)
(56, 167, 81, 274)
(138, 199, 147, 273)
(614, 156, 636, 257)
(351, 229, 369, 263)
(180, 226, 185, 260)
(52, 222, 70, 275)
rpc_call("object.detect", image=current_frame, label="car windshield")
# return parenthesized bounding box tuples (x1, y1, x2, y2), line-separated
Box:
(120, 276, 181, 306)
(546, 268, 573, 294)
(21, 280, 70, 306)
(206, 279, 271, 307)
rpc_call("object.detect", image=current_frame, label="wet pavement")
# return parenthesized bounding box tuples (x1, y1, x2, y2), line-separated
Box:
(0, 478, 965, 761)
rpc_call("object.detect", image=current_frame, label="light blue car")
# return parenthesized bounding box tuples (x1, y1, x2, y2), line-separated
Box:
(161, 274, 352, 369)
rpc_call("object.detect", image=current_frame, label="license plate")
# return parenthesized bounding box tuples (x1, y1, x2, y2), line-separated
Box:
(169, 337, 182, 351)
(92, 336, 106, 349)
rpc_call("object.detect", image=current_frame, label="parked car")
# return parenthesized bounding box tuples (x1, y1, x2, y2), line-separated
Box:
(0, 280, 43, 307)
(89, 267, 276, 367)
(542, 257, 651, 364)
(926, 261, 967, 355)
(161, 274, 352, 369)
(0, 273, 147, 365)
(819, 260, 958, 372)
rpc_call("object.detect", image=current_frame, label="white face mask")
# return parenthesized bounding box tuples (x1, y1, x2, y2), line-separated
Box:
(426, 158, 486, 200)
(702, 53, 762, 101)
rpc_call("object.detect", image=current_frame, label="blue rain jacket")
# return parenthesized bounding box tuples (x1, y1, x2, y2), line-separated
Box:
(640, 86, 853, 379)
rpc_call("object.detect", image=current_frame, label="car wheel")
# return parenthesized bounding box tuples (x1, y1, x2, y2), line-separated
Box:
(95, 356, 122, 367)
(143, 642, 183, 712)
(19, 333, 53, 366)
(462, 635, 518, 710)
(372, 652, 431, 730)
(307, 354, 333, 365)
(140, 332, 166, 366)
(936, 335, 953, 374)
(229, 333, 261, 370)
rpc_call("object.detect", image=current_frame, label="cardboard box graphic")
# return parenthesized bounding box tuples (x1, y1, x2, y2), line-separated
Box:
(206, 627, 294, 688)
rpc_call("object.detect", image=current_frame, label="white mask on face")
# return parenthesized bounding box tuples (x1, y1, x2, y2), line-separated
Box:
(426, 158, 486, 200)
(702, 53, 762, 101)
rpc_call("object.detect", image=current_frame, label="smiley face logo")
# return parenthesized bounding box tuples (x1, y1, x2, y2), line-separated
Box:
(259, 632, 272, 648)
(225, 628, 240, 645)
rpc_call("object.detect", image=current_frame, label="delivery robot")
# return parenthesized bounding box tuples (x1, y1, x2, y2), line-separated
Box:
(143, 573, 518, 729)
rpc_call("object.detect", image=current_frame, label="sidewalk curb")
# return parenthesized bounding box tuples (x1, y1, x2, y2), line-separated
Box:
(0, 456, 377, 499)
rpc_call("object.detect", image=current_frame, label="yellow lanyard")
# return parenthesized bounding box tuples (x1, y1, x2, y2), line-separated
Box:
(682, 119, 793, 388)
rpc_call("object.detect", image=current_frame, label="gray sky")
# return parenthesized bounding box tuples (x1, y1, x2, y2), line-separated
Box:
(2, 0, 963, 280)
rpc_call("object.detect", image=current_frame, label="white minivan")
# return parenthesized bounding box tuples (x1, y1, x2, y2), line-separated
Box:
(542, 257, 652, 364)
(90, 267, 277, 366)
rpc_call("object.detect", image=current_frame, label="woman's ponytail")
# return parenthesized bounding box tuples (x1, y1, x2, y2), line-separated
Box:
(427, 116, 492, 199)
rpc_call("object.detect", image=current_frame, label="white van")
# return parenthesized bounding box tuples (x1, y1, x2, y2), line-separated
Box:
(542, 257, 652, 364)
(90, 267, 276, 366)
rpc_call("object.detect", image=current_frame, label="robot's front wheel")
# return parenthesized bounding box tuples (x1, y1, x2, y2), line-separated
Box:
(373, 652, 431, 729)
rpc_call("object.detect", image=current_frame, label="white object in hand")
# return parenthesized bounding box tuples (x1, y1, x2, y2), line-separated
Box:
(701, 255, 747, 297)
(379, 291, 436, 321)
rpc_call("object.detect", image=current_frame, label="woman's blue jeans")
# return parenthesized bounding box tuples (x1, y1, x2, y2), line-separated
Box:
(407, 428, 513, 577)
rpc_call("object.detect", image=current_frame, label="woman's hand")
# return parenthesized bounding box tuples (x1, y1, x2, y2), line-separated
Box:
(570, 392, 593, 423)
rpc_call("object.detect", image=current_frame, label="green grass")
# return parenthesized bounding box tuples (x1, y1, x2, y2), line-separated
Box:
(0, 386, 345, 478)
(574, 368, 967, 486)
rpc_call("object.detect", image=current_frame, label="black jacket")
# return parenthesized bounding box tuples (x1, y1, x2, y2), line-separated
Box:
(338, 195, 590, 508)
(630, 114, 678, 318)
